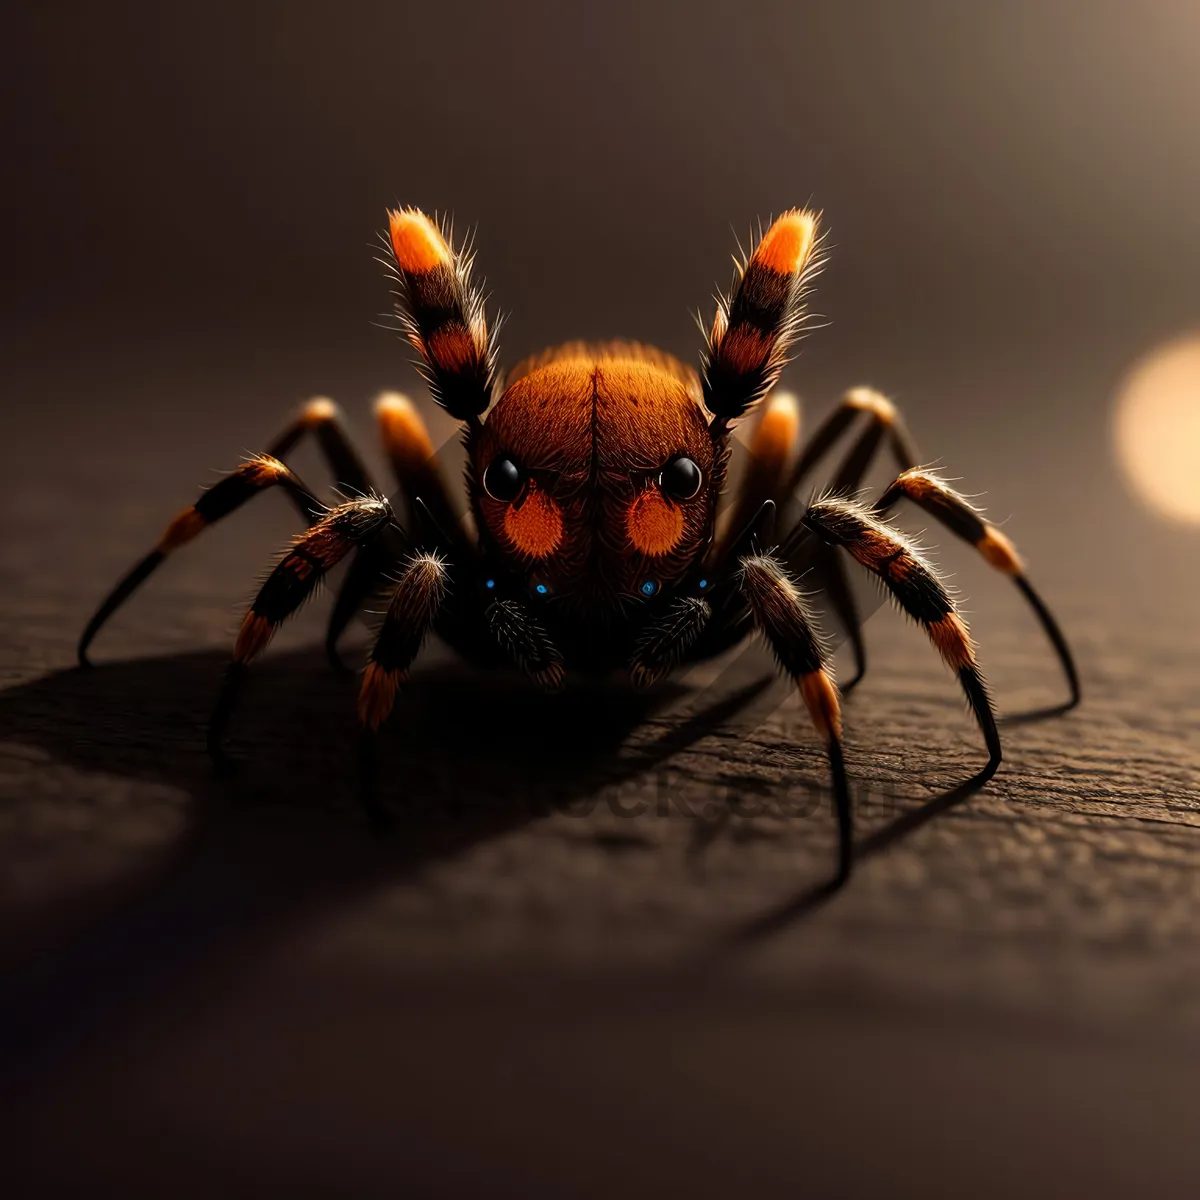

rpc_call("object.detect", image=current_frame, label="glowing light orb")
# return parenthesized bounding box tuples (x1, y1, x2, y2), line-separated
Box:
(1114, 335, 1200, 524)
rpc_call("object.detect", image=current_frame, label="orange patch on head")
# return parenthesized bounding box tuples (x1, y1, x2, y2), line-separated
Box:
(387, 208, 451, 274)
(627, 488, 685, 557)
(754, 210, 819, 276)
(503, 483, 563, 559)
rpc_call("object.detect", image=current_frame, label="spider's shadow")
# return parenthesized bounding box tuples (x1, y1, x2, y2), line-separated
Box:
(709, 762, 997, 956)
(0, 636, 1055, 1078)
(0, 641, 779, 1083)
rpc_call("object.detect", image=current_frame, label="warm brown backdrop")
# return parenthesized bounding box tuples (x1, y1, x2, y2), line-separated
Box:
(3, 2, 1200, 1195)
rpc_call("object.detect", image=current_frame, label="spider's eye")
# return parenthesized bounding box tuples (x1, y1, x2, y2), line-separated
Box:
(640, 579, 660, 598)
(659, 456, 702, 500)
(483, 455, 524, 502)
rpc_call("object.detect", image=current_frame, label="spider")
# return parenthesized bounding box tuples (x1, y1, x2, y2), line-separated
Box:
(78, 206, 1079, 881)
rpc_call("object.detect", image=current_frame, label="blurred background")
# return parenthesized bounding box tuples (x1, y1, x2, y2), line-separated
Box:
(3, 1, 1200, 1195)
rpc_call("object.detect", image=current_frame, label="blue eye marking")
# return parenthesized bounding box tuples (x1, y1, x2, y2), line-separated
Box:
(535, 583, 548, 595)
(485, 578, 496, 590)
(698, 578, 708, 589)
(640, 580, 660, 597)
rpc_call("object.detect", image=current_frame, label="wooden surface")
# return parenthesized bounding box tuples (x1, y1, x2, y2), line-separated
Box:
(3, 330, 1199, 1195)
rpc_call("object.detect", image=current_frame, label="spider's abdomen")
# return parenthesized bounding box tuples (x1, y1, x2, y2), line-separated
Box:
(469, 343, 721, 610)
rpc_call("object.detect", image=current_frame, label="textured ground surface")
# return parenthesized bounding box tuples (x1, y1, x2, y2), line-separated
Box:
(3, 327, 1199, 1195)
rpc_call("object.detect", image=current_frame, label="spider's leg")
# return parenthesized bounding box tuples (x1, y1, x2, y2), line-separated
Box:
(326, 391, 476, 666)
(785, 386, 918, 501)
(323, 526, 410, 671)
(266, 397, 377, 517)
(739, 554, 853, 882)
(629, 597, 713, 689)
(384, 208, 499, 423)
(716, 391, 801, 564)
(802, 497, 1003, 779)
(810, 541, 868, 695)
(355, 552, 450, 828)
(878, 469, 1080, 712)
(773, 389, 916, 692)
(78, 396, 383, 667)
(486, 597, 565, 689)
(374, 392, 467, 549)
(207, 496, 393, 767)
(702, 210, 823, 432)
(78, 457, 322, 666)
(268, 398, 397, 670)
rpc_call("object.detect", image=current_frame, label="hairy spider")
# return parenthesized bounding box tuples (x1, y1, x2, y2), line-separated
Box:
(78, 206, 1079, 880)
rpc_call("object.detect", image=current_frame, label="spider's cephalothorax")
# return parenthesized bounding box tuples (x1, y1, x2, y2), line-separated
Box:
(79, 206, 1079, 881)
(472, 343, 721, 608)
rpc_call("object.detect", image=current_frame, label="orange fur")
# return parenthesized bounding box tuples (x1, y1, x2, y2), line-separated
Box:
(427, 325, 478, 371)
(799, 668, 843, 743)
(301, 397, 339, 424)
(846, 528, 897, 572)
(158, 507, 206, 553)
(891, 466, 934, 495)
(234, 613, 274, 663)
(303, 523, 353, 568)
(477, 348, 715, 600)
(375, 393, 436, 469)
(753, 210, 819, 276)
(246, 455, 288, 484)
(281, 552, 316, 581)
(844, 386, 896, 424)
(718, 326, 771, 372)
(504, 483, 563, 559)
(748, 391, 801, 473)
(927, 612, 976, 670)
(357, 662, 403, 730)
(626, 488, 685, 556)
(387, 208, 451, 274)
(976, 526, 1024, 575)
(709, 306, 729, 347)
